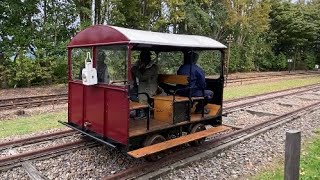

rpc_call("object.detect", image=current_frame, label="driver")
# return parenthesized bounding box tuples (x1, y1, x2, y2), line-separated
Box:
(177, 52, 213, 114)
(131, 50, 159, 103)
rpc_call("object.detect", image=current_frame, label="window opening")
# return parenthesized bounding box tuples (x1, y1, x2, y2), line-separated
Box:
(96, 45, 127, 85)
(71, 48, 92, 81)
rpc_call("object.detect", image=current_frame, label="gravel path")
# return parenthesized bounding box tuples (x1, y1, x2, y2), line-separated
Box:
(158, 107, 320, 180)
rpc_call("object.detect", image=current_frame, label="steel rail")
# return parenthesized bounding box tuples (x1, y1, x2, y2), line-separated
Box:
(0, 129, 75, 151)
(0, 93, 67, 104)
(103, 101, 320, 180)
(224, 83, 320, 104)
(224, 84, 320, 114)
(0, 139, 97, 171)
(0, 93, 68, 111)
(226, 72, 319, 83)
(226, 71, 319, 81)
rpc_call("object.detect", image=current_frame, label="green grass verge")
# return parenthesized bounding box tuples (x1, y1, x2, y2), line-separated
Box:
(1, 76, 320, 138)
(224, 76, 320, 100)
(0, 111, 66, 138)
(252, 130, 320, 180)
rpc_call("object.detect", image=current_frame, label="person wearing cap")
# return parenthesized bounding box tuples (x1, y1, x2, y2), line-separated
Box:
(131, 50, 159, 103)
(177, 52, 213, 114)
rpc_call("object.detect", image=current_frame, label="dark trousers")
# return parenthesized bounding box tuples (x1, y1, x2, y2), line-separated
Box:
(195, 90, 213, 111)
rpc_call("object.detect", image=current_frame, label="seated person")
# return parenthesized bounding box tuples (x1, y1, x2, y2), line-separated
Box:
(131, 50, 159, 104)
(96, 51, 110, 84)
(177, 51, 213, 114)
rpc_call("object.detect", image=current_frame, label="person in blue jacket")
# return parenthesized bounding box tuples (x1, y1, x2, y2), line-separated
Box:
(177, 51, 213, 114)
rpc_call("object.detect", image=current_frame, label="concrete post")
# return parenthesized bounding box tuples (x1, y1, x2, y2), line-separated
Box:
(284, 130, 301, 180)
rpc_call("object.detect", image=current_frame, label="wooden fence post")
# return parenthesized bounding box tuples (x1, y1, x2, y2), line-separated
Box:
(284, 130, 301, 180)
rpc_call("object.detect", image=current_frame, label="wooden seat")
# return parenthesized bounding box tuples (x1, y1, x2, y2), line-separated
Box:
(191, 96, 204, 100)
(127, 125, 230, 158)
(130, 101, 148, 110)
(152, 95, 204, 102)
(152, 95, 189, 102)
(158, 74, 205, 101)
(158, 74, 188, 85)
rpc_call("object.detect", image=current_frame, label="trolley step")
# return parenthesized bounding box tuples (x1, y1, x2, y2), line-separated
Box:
(127, 125, 230, 158)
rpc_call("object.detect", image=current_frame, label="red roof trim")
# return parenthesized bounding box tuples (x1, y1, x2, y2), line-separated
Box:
(68, 25, 129, 47)
(67, 41, 129, 48)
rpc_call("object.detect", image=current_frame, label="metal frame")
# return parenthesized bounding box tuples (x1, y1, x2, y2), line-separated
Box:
(59, 121, 117, 148)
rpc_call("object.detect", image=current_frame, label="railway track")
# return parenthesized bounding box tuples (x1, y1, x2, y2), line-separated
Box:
(0, 71, 318, 111)
(0, 129, 98, 171)
(103, 88, 320, 179)
(0, 129, 75, 151)
(0, 93, 68, 111)
(224, 83, 320, 113)
(0, 82, 319, 113)
(226, 72, 319, 84)
(224, 83, 320, 104)
(1, 84, 320, 178)
(0, 139, 95, 171)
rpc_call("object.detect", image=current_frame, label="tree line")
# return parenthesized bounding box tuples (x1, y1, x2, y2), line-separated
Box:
(0, 0, 319, 88)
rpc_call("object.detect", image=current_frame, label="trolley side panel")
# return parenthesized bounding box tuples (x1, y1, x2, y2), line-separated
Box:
(84, 86, 105, 135)
(105, 87, 129, 145)
(68, 82, 84, 127)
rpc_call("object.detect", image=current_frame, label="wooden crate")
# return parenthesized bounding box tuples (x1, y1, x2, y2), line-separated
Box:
(153, 96, 189, 123)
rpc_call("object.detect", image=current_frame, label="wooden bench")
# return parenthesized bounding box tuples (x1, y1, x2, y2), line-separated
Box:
(129, 101, 148, 110)
(158, 74, 204, 100)
(158, 74, 189, 85)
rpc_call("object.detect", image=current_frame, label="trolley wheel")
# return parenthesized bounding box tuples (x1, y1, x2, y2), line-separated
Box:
(143, 134, 166, 161)
(189, 123, 206, 146)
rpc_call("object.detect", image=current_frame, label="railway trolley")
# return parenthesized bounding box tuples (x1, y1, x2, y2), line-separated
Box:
(60, 25, 229, 160)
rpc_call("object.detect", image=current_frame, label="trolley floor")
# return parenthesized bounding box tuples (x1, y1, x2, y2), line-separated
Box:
(129, 104, 221, 137)
(128, 125, 230, 158)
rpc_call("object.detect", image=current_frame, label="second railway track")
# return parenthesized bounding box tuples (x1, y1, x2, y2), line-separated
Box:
(0, 93, 68, 111)
(1, 82, 319, 112)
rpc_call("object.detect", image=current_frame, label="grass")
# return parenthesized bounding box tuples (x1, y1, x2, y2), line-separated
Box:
(252, 130, 320, 180)
(0, 111, 66, 138)
(1, 76, 320, 138)
(224, 76, 320, 100)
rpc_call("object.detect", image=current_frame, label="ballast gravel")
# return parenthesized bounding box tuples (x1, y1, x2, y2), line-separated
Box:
(158, 108, 320, 180)
(33, 146, 145, 179)
(0, 134, 82, 158)
(0, 167, 30, 180)
(225, 91, 320, 128)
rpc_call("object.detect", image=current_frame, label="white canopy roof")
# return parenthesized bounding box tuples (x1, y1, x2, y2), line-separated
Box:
(111, 26, 226, 49)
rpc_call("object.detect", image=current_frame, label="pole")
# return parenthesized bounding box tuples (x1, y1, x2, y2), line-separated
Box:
(284, 130, 301, 180)
(225, 42, 231, 86)
(225, 34, 233, 87)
